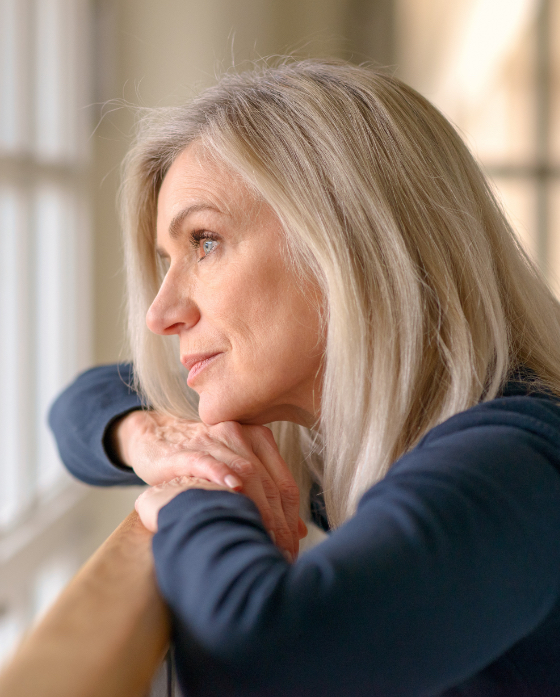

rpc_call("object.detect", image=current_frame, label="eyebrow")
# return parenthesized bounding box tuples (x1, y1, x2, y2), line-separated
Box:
(168, 203, 222, 240)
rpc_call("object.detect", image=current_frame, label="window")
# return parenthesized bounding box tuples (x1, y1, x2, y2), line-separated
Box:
(0, 0, 93, 664)
(396, 0, 560, 295)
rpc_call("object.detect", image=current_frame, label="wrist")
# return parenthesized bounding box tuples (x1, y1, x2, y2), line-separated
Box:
(108, 409, 148, 468)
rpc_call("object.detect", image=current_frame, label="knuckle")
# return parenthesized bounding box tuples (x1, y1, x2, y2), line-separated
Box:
(214, 421, 245, 445)
(210, 421, 229, 436)
(188, 429, 211, 450)
(279, 481, 300, 504)
(261, 478, 280, 499)
(223, 421, 243, 436)
(208, 460, 229, 475)
(249, 424, 273, 442)
(189, 451, 212, 469)
(229, 458, 254, 477)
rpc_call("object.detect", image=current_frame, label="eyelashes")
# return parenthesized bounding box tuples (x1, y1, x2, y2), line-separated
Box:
(190, 230, 220, 260)
(155, 230, 220, 272)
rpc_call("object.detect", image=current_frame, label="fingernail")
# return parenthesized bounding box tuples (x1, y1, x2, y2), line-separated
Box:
(268, 530, 276, 544)
(283, 550, 294, 564)
(224, 474, 242, 490)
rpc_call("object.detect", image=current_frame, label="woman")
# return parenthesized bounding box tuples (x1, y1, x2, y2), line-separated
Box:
(50, 59, 560, 696)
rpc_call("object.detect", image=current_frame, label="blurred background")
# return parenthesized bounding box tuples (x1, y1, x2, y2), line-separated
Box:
(0, 0, 558, 664)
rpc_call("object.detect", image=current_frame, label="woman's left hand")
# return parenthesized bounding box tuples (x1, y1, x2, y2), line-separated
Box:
(131, 421, 308, 559)
(135, 476, 231, 533)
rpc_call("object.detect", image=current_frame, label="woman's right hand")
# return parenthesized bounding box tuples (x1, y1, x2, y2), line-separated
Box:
(112, 411, 306, 559)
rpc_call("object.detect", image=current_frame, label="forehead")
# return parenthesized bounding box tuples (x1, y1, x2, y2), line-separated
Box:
(156, 144, 256, 228)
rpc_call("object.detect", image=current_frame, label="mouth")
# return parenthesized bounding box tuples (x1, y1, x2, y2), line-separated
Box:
(182, 352, 222, 386)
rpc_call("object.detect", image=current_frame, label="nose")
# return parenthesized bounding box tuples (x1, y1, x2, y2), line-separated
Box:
(146, 270, 200, 336)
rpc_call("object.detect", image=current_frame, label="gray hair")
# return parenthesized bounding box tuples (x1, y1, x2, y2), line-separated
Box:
(120, 59, 560, 527)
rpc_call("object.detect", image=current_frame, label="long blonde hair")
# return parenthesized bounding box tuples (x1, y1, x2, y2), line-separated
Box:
(120, 59, 560, 527)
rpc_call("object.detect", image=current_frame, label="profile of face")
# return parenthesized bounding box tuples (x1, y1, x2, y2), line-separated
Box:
(147, 143, 325, 427)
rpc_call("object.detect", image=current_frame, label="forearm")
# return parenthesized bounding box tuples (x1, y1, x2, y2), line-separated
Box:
(48, 364, 145, 486)
(151, 422, 560, 696)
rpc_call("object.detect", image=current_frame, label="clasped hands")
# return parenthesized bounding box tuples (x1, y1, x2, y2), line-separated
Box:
(113, 411, 307, 561)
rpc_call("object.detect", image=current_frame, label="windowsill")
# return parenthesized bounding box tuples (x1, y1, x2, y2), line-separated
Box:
(0, 479, 88, 565)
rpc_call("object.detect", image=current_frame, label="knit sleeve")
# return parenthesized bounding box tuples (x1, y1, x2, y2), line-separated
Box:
(152, 400, 560, 696)
(48, 363, 145, 486)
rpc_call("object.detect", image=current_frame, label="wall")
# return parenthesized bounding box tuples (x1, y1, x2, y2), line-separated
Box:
(90, 0, 395, 364)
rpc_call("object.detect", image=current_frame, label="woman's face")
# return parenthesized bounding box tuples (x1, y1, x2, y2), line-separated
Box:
(147, 144, 324, 427)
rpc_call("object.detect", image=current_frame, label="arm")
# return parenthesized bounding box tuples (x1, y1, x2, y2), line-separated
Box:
(48, 364, 145, 486)
(49, 367, 306, 556)
(148, 404, 560, 696)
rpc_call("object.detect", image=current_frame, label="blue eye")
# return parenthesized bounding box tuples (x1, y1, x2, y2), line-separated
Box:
(190, 231, 219, 259)
(202, 239, 217, 255)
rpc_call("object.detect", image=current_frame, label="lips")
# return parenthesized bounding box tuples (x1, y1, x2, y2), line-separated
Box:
(181, 352, 222, 386)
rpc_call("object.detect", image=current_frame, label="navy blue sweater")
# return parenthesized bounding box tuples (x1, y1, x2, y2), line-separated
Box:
(49, 365, 560, 696)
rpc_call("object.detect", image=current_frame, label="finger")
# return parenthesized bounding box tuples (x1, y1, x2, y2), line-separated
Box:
(249, 429, 301, 554)
(185, 422, 297, 556)
(298, 517, 308, 540)
(165, 450, 243, 490)
(258, 472, 299, 557)
(135, 485, 183, 533)
(219, 457, 295, 556)
(230, 472, 284, 546)
(135, 477, 233, 532)
(177, 439, 293, 552)
(159, 441, 289, 549)
(126, 416, 244, 487)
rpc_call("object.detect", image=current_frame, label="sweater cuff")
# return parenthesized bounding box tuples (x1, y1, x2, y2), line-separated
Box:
(101, 407, 144, 472)
(157, 488, 260, 530)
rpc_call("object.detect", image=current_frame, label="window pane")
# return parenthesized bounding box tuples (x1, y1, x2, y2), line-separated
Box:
(34, 184, 78, 490)
(549, 0, 560, 164)
(0, 0, 93, 666)
(548, 182, 560, 299)
(0, 188, 33, 527)
(0, 0, 31, 152)
(34, 0, 80, 161)
(396, 0, 539, 165)
(0, 609, 23, 668)
(489, 177, 538, 262)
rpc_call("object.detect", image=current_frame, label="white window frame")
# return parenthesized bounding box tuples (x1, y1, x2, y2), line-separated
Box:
(0, 0, 94, 664)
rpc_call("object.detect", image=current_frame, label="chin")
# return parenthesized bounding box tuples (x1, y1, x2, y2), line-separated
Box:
(197, 393, 269, 426)
(197, 395, 243, 425)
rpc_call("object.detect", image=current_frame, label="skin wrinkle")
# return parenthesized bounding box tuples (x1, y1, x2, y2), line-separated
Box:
(148, 142, 325, 429)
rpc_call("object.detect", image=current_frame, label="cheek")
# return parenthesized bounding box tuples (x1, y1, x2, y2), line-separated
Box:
(198, 243, 323, 383)
(207, 265, 287, 347)
(195, 279, 323, 424)
(236, 282, 322, 377)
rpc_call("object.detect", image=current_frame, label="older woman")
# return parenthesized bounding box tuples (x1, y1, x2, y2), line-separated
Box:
(50, 60, 560, 696)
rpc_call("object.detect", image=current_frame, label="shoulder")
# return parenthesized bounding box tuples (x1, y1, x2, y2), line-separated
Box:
(72, 363, 135, 389)
(360, 394, 560, 512)
(355, 396, 560, 574)
(417, 394, 560, 460)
